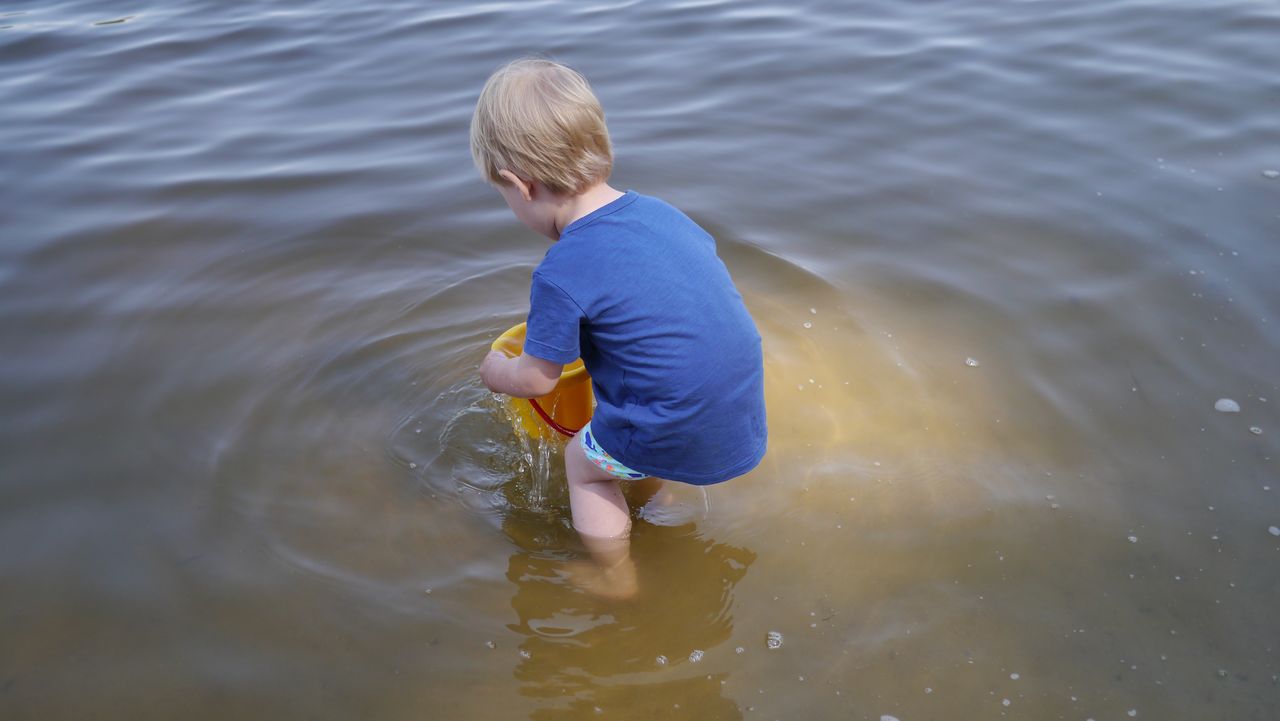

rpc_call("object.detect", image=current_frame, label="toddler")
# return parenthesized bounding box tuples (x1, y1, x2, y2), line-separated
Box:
(472, 59, 766, 598)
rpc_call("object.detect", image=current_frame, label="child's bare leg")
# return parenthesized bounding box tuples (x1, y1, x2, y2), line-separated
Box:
(565, 436, 631, 538)
(564, 435, 637, 599)
(627, 476, 665, 506)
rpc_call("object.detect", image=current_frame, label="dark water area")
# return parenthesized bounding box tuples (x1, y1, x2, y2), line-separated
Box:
(2, 1, 1279, 719)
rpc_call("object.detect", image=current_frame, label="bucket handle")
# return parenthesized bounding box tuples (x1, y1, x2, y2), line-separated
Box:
(526, 398, 581, 438)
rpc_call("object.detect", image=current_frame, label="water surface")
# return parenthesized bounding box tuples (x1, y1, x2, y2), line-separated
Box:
(2, 1, 1279, 719)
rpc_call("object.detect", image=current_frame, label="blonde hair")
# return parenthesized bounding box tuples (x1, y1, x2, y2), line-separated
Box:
(470, 58, 613, 196)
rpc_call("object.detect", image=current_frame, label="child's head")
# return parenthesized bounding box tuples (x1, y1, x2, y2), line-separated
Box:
(470, 58, 613, 197)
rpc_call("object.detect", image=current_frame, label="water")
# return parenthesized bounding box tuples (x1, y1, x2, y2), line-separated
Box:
(2, 1, 1279, 719)
(497, 393, 559, 510)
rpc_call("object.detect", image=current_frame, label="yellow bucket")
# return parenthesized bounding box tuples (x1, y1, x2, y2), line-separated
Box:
(491, 322, 594, 440)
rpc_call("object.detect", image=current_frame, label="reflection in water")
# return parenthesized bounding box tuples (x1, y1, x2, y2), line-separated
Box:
(503, 509, 754, 721)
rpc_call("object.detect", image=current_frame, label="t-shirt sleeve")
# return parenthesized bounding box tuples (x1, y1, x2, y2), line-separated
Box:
(523, 272, 584, 364)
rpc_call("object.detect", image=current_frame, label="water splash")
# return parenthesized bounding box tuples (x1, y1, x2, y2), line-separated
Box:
(498, 394, 565, 511)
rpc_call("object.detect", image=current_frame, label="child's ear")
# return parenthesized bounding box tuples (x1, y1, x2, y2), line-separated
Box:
(497, 170, 534, 202)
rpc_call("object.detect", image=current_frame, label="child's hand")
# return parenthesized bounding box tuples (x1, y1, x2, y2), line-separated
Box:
(479, 350, 508, 392)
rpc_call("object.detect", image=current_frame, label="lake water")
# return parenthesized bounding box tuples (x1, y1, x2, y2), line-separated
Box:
(2, 1, 1279, 718)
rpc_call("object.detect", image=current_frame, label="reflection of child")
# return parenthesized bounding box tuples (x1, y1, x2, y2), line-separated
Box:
(472, 59, 767, 599)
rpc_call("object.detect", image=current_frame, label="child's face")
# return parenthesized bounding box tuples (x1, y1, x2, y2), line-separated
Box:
(496, 173, 560, 241)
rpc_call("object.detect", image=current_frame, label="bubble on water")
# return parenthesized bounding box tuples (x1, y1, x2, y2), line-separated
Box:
(1128, 535, 1139, 543)
(1002, 698, 1011, 707)
(925, 687, 933, 694)
(408, 462, 418, 469)
(809, 307, 817, 314)
(735, 646, 745, 654)
(1128, 709, 1138, 717)
(415, 427, 422, 434)
(485, 641, 496, 649)
(1010, 672, 1020, 680)
(519, 649, 532, 659)
(1214, 398, 1241, 413)
(1250, 426, 1263, 435)
(767, 631, 784, 649)
(1263, 169, 1280, 179)
(803, 321, 813, 329)
(965, 357, 980, 367)
(656, 655, 668, 665)
(881, 716, 900, 721)
(1269, 526, 1279, 537)
(689, 649, 704, 663)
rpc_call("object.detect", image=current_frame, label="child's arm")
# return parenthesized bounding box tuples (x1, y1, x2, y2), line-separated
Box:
(479, 350, 562, 398)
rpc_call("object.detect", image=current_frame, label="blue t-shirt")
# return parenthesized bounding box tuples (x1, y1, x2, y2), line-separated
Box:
(523, 191, 767, 485)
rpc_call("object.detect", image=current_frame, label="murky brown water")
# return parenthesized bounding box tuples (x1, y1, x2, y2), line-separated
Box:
(3, 1, 1279, 719)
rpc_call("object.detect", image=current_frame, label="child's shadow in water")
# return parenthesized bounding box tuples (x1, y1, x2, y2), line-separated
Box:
(502, 510, 756, 721)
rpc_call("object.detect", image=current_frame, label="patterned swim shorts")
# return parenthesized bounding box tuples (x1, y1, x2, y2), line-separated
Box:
(579, 422, 648, 480)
